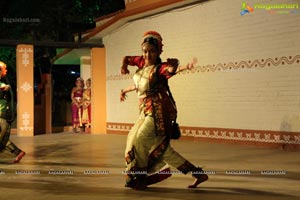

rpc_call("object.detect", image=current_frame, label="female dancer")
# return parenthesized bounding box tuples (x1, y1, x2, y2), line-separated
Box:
(120, 31, 208, 190)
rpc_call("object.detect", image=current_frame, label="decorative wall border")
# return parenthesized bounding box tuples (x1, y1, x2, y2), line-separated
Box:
(107, 122, 300, 149)
(192, 55, 300, 73)
(107, 55, 300, 80)
(107, 122, 133, 133)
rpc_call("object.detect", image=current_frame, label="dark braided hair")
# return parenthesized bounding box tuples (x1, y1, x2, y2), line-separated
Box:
(143, 37, 160, 52)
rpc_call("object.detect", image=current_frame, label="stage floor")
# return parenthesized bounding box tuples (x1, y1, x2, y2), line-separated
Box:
(0, 133, 299, 200)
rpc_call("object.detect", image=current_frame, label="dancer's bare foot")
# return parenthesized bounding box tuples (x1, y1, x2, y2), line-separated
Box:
(13, 151, 26, 163)
(188, 174, 208, 188)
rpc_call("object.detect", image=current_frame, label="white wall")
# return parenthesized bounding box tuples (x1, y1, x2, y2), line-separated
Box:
(80, 56, 91, 82)
(104, 0, 300, 141)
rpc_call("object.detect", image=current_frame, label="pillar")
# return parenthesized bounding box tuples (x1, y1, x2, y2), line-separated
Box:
(90, 48, 106, 134)
(16, 45, 34, 136)
(44, 74, 52, 134)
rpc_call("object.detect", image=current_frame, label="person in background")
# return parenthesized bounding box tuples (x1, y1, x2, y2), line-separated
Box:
(82, 78, 91, 132)
(119, 31, 208, 190)
(0, 61, 26, 163)
(71, 77, 84, 133)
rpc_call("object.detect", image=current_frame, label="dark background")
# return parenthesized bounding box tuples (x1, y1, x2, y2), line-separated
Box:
(0, 0, 125, 126)
(0, 0, 126, 42)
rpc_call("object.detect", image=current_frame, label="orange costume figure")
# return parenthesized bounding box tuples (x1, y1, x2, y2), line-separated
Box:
(82, 78, 91, 131)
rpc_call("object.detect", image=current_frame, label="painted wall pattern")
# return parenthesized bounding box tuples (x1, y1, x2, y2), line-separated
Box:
(17, 45, 34, 135)
(106, 55, 300, 146)
(107, 123, 300, 145)
(107, 55, 300, 81)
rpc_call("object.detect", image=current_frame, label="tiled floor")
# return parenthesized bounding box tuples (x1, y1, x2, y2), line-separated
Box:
(0, 133, 299, 200)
